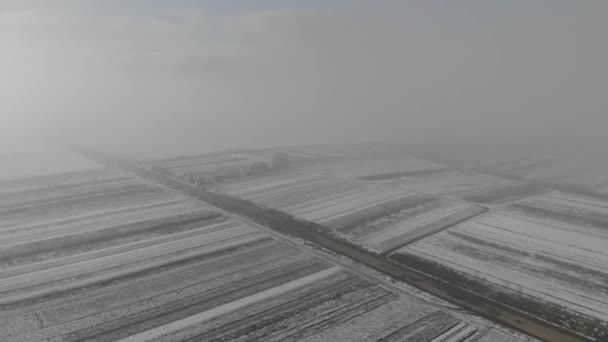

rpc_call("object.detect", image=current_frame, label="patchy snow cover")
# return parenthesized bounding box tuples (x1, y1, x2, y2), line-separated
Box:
(518, 191, 608, 216)
(369, 170, 529, 205)
(395, 206, 608, 322)
(0, 173, 210, 246)
(0, 148, 539, 342)
(116, 267, 343, 342)
(217, 171, 487, 254)
(296, 157, 445, 178)
(216, 172, 415, 229)
(472, 154, 608, 193)
(356, 201, 485, 253)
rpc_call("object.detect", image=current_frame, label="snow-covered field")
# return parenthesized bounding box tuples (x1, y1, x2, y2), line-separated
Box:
(215, 172, 414, 228)
(470, 155, 608, 195)
(508, 191, 608, 228)
(2, 247, 484, 342)
(352, 199, 485, 253)
(0, 156, 531, 342)
(215, 172, 487, 254)
(141, 145, 355, 182)
(0, 168, 220, 268)
(143, 154, 257, 180)
(367, 169, 535, 205)
(296, 156, 445, 179)
(392, 192, 608, 339)
(276, 146, 346, 162)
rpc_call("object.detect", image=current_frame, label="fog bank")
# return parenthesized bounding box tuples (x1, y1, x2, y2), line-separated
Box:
(1, 1, 607, 159)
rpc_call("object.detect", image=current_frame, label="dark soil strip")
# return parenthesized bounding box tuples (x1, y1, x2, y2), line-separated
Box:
(0, 176, 131, 205)
(390, 253, 608, 341)
(358, 168, 453, 181)
(0, 212, 224, 267)
(1, 199, 187, 235)
(476, 167, 608, 203)
(0, 184, 155, 214)
(506, 159, 557, 174)
(183, 276, 368, 342)
(336, 195, 437, 236)
(187, 279, 392, 342)
(270, 293, 394, 342)
(381, 206, 487, 257)
(447, 231, 608, 286)
(0, 237, 272, 311)
(331, 195, 436, 233)
(377, 311, 460, 342)
(509, 203, 608, 230)
(464, 185, 545, 205)
(152, 156, 246, 170)
(63, 260, 330, 342)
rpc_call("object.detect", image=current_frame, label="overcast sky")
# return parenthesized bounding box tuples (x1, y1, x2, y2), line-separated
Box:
(1, 1, 607, 159)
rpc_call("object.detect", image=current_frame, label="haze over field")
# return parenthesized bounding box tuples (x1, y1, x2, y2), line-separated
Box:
(1, 1, 607, 159)
(4, 4, 608, 340)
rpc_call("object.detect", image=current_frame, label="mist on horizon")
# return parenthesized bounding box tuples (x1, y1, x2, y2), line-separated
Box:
(1, 1, 607, 160)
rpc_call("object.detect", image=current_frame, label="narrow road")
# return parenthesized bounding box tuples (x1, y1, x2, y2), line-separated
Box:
(76, 148, 591, 342)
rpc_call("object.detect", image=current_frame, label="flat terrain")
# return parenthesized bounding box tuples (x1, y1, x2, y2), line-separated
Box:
(0, 168, 218, 270)
(453, 155, 608, 196)
(143, 144, 608, 341)
(295, 156, 446, 179)
(4, 233, 481, 342)
(0, 150, 515, 342)
(143, 154, 258, 181)
(6, 143, 607, 341)
(213, 171, 485, 255)
(351, 199, 485, 254)
(392, 192, 608, 340)
(364, 169, 541, 205)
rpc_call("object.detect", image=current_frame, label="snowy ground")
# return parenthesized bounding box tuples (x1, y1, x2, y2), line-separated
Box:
(368, 169, 536, 205)
(0, 152, 535, 342)
(392, 192, 608, 339)
(295, 157, 445, 179)
(214, 169, 487, 255)
(469, 155, 608, 195)
(353, 199, 485, 253)
(215, 172, 410, 228)
(141, 144, 356, 180)
(0, 168, 219, 267)
(138, 147, 608, 339)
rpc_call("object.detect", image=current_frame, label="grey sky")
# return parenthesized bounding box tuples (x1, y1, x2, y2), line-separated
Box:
(1, 1, 606, 159)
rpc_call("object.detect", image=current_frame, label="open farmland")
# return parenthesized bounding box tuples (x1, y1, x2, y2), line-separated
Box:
(508, 191, 608, 228)
(214, 172, 414, 227)
(0, 239, 486, 342)
(362, 168, 541, 205)
(391, 192, 608, 340)
(295, 156, 447, 179)
(0, 153, 525, 342)
(142, 154, 259, 181)
(276, 146, 347, 162)
(0, 168, 221, 269)
(350, 199, 485, 254)
(214, 172, 485, 254)
(143, 147, 606, 340)
(459, 155, 608, 196)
